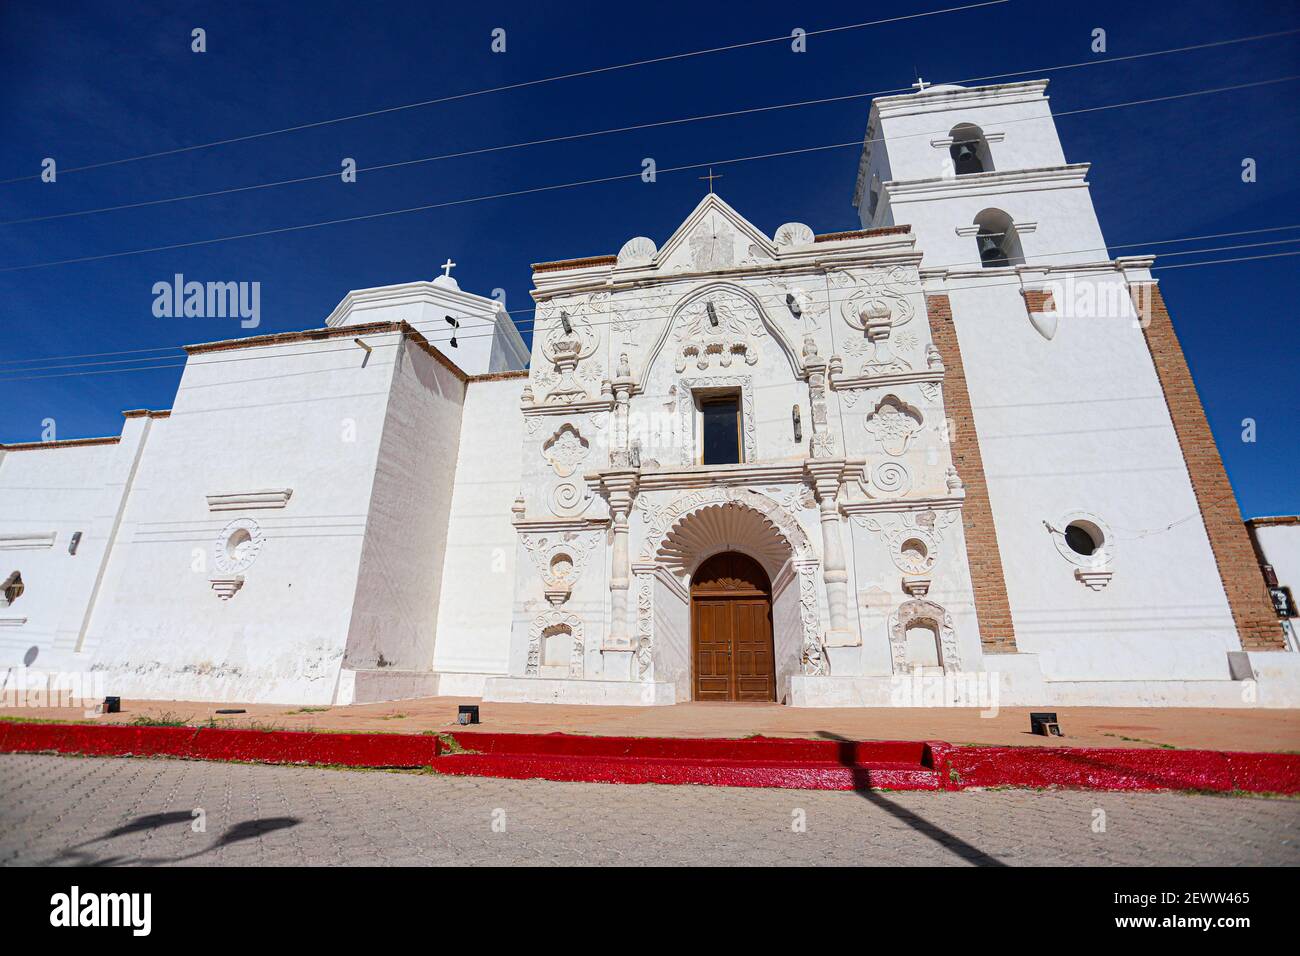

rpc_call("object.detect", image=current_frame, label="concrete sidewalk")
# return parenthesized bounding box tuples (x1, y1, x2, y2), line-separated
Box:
(5, 697, 1300, 752)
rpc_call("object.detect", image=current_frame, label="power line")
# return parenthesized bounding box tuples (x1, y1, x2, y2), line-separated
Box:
(2, 228, 1298, 374)
(5, 72, 1297, 275)
(0, 244, 1295, 383)
(9, 218, 1294, 373)
(0, 1, 1010, 185)
(7, 27, 1298, 228)
(0, 226, 1280, 374)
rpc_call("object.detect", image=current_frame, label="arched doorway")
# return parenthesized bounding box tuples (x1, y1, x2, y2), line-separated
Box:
(690, 552, 775, 701)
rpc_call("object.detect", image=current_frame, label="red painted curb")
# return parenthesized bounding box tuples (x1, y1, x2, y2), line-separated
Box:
(1, 722, 1296, 793)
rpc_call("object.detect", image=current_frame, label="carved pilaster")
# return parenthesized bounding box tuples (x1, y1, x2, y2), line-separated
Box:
(595, 470, 639, 654)
(804, 458, 858, 649)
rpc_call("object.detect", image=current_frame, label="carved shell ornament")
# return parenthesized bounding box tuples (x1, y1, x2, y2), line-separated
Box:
(617, 236, 658, 264)
(773, 222, 815, 247)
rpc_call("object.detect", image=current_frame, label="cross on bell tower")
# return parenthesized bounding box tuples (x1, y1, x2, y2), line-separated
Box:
(440, 258, 457, 278)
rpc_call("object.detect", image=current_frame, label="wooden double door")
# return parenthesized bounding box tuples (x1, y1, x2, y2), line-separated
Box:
(691, 552, 776, 702)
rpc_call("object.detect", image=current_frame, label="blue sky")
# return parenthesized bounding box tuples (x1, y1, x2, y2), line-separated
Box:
(0, 0, 1296, 516)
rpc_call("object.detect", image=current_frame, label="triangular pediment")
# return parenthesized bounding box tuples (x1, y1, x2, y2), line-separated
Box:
(648, 193, 777, 274)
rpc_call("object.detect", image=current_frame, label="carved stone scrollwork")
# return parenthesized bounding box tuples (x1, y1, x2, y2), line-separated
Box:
(888, 599, 961, 673)
(834, 267, 920, 377)
(798, 563, 828, 675)
(526, 610, 585, 678)
(676, 376, 757, 465)
(673, 290, 765, 373)
(635, 572, 654, 680)
(853, 508, 959, 575)
(542, 423, 590, 477)
(864, 394, 924, 456)
(538, 297, 601, 404)
(521, 531, 600, 605)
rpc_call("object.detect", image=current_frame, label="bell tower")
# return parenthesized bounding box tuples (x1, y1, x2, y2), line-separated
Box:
(852, 80, 1110, 269)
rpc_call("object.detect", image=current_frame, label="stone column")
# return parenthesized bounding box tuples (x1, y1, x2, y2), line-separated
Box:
(804, 459, 856, 649)
(597, 470, 639, 679)
(610, 354, 634, 467)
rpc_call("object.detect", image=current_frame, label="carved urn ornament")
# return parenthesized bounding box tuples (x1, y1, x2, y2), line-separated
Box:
(540, 305, 599, 404)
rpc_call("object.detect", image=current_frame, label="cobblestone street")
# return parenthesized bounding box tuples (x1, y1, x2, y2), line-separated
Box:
(1, 754, 1296, 866)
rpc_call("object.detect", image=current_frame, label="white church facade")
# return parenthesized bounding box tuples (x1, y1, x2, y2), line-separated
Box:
(3, 79, 1297, 708)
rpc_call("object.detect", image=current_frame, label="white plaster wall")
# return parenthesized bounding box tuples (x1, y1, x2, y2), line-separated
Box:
(771, 570, 803, 702)
(1254, 523, 1300, 597)
(875, 84, 1066, 183)
(83, 333, 406, 704)
(0, 433, 141, 674)
(343, 338, 467, 671)
(889, 178, 1108, 269)
(433, 377, 527, 676)
(328, 279, 528, 376)
(948, 273, 1238, 680)
(651, 575, 689, 698)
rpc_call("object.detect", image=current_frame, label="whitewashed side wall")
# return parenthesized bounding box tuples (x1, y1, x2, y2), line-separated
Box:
(83, 333, 404, 704)
(949, 273, 1238, 680)
(343, 339, 468, 672)
(432, 377, 527, 679)
(0, 430, 144, 676)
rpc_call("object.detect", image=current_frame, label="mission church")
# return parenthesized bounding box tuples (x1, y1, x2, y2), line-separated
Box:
(3, 78, 1297, 708)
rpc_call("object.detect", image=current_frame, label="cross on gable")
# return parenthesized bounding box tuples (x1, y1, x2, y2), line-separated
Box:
(698, 167, 722, 193)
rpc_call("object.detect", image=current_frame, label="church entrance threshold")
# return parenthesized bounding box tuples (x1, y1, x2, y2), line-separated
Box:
(690, 552, 776, 702)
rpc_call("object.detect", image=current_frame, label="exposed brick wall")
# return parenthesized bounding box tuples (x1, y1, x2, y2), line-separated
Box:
(1130, 282, 1283, 650)
(1021, 288, 1056, 314)
(926, 293, 1017, 653)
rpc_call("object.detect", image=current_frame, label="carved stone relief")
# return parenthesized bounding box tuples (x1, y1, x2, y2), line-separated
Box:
(525, 610, 585, 678)
(888, 599, 962, 673)
(673, 290, 765, 373)
(863, 394, 924, 456)
(542, 423, 590, 477)
(688, 212, 736, 272)
(674, 376, 758, 465)
(852, 508, 960, 575)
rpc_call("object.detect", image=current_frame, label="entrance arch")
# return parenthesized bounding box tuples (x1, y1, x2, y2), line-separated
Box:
(690, 552, 775, 701)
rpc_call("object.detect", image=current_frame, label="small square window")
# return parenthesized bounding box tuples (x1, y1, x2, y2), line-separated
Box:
(699, 393, 742, 465)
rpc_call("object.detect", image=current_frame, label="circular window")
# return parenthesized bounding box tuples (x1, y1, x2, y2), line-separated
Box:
(893, 533, 937, 575)
(1064, 523, 1098, 556)
(549, 552, 574, 581)
(1051, 512, 1112, 568)
(213, 518, 264, 574)
(226, 528, 254, 562)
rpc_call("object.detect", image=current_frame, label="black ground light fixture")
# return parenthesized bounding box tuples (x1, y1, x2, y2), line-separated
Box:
(458, 704, 480, 725)
(103, 696, 120, 714)
(1030, 712, 1062, 736)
